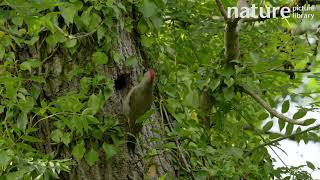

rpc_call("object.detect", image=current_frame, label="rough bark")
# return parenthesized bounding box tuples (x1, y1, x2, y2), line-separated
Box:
(15, 9, 175, 180)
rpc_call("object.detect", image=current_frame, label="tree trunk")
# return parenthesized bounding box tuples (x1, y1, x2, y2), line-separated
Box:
(14, 5, 175, 180)
(66, 31, 175, 180)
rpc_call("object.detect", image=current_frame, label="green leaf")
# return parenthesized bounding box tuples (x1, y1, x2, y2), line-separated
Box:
(64, 39, 77, 48)
(126, 56, 138, 68)
(29, 76, 46, 83)
(81, 6, 93, 27)
(25, 36, 39, 45)
(72, 142, 86, 161)
(303, 118, 316, 126)
(278, 118, 285, 131)
(26, 127, 39, 134)
(293, 109, 307, 119)
(0, 44, 5, 59)
(17, 112, 28, 132)
(295, 127, 302, 143)
(102, 143, 117, 160)
(16, 143, 37, 152)
(61, 6, 77, 24)
(88, 13, 101, 31)
(138, 19, 148, 33)
(262, 121, 273, 131)
(209, 79, 221, 91)
(85, 148, 99, 166)
(281, 100, 290, 113)
(6, 169, 28, 180)
(80, 77, 92, 94)
(136, 109, 155, 124)
(12, 16, 23, 26)
(84, 92, 104, 115)
(56, 94, 84, 112)
(41, 14, 55, 33)
(150, 15, 163, 30)
(97, 26, 106, 42)
(61, 132, 72, 146)
(21, 135, 42, 142)
(92, 51, 108, 65)
(222, 87, 234, 101)
(46, 34, 57, 47)
(195, 170, 208, 180)
(258, 112, 269, 120)
(51, 129, 63, 143)
(285, 123, 294, 135)
(269, 133, 281, 139)
(306, 161, 315, 170)
(303, 132, 309, 144)
(309, 132, 318, 140)
(20, 59, 41, 72)
(113, 51, 121, 64)
(0, 151, 12, 168)
(141, 0, 157, 18)
(224, 78, 234, 87)
(141, 36, 155, 47)
(163, 142, 176, 149)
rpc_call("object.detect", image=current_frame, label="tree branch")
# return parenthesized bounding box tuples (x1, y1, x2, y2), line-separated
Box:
(273, 68, 311, 73)
(235, 107, 289, 166)
(54, 22, 103, 39)
(41, 45, 59, 63)
(215, 0, 228, 21)
(264, 131, 320, 142)
(239, 85, 306, 125)
(247, 123, 320, 155)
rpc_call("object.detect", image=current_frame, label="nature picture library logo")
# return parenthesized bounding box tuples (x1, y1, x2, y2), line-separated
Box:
(227, 4, 318, 19)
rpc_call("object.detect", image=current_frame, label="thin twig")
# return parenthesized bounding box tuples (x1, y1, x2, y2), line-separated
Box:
(232, 105, 289, 167)
(54, 21, 103, 39)
(273, 69, 311, 73)
(215, 0, 228, 21)
(258, 133, 289, 167)
(305, 34, 311, 47)
(32, 112, 80, 128)
(159, 95, 195, 179)
(54, 25, 76, 39)
(247, 123, 320, 155)
(239, 85, 305, 125)
(41, 45, 59, 63)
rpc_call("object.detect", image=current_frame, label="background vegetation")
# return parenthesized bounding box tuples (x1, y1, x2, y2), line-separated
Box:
(0, 0, 319, 179)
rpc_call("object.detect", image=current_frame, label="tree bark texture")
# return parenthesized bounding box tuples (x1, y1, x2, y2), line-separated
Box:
(15, 8, 175, 180)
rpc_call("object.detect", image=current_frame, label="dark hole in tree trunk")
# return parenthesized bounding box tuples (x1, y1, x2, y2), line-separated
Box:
(115, 73, 130, 90)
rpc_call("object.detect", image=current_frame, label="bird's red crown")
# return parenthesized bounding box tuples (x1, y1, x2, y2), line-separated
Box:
(148, 69, 156, 82)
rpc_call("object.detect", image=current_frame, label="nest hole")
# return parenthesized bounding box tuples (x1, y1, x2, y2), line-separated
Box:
(115, 73, 130, 90)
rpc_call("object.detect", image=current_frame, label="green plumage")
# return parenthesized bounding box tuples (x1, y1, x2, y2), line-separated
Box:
(123, 70, 155, 154)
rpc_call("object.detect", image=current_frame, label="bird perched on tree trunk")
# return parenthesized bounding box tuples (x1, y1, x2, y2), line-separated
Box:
(123, 69, 156, 155)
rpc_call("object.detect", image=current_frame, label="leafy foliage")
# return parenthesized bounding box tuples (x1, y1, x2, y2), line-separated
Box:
(0, 0, 319, 179)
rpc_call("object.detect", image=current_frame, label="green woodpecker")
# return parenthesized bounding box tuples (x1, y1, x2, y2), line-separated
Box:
(123, 69, 156, 154)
